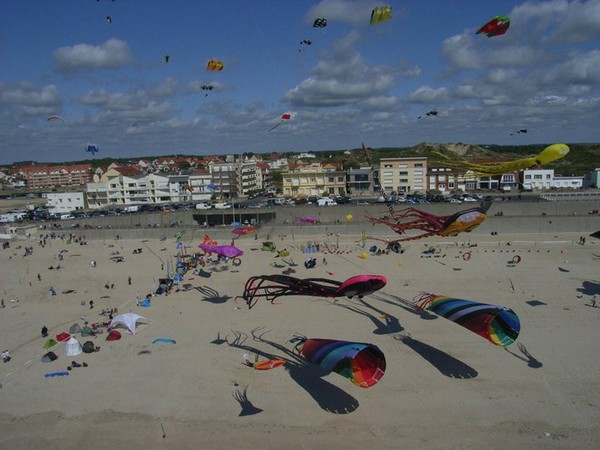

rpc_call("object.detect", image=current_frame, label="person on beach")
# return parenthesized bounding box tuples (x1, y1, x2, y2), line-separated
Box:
(89, 300, 94, 309)
(2, 350, 10, 363)
(37, 273, 41, 281)
(41, 325, 48, 337)
(128, 276, 132, 285)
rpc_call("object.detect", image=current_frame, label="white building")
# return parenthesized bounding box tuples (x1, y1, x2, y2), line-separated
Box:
(523, 168, 584, 190)
(46, 192, 86, 214)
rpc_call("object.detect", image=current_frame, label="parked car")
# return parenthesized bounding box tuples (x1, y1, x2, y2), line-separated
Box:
(214, 202, 232, 210)
(335, 196, 353, 204)
(356, 200, 370, 206)
(195, 203, 212, 210)
(317, 198, 337, 206)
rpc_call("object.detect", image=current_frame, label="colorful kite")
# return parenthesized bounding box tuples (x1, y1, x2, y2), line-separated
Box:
(295, 216, 318, 225)
(367, 198, 492, 243)
(207, 59, 224, 71)
(289, 336, 386, 388)
(199, 243, 244, 258)
(432, 143, 570, 176)
(232, 226, 255, 236)
(476, 16, 511, 37)
(415, 293, 521, 346)
(236, 274, 387, 309)
(370, 6, 392, 25)
(268, 113, 292, 132)
(313, 18, 327, 27)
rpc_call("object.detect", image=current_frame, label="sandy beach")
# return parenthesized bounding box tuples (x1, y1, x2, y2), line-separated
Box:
(1, 227, 599, 449)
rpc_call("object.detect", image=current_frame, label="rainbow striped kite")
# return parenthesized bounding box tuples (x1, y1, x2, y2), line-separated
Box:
(416, 294, 520, 346)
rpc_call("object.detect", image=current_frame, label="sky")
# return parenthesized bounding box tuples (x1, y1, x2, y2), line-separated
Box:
(1, 0, 599, 164)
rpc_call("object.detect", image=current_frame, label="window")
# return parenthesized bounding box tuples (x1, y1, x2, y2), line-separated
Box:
(414, 171, 423, 175)
(399, 178, 408, 183)
(328, 177, 334, 183)
(399, 171, 408, 175)
(525, 175, 531, 179)
(415, 163, 423, 168)
(399, 164, 408, 168)
(383, 171, 393, 177)
(337, 177, 344, 182)
(534, 175, 542, 180)
(384, 164, 392, 168)
(546, 174, 551, 179)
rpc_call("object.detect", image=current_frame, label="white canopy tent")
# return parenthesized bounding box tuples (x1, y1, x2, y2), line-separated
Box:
(110, 313, 150, 336)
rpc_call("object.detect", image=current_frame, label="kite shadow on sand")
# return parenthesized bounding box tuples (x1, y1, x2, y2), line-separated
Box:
(232, 385, 263, 416)
(327, 297, 404, 335)
(371, 292, 438, 320)
(195, 286, 231, 304)
(227, 328, 359, 414)
(394, 334, 478, 379)
(504, 343, 543, 369)
(576, 280, 600, 296)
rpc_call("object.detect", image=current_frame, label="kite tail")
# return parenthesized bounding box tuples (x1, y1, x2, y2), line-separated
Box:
(413, 292, 436, 311)
(287, 334, 307, 354)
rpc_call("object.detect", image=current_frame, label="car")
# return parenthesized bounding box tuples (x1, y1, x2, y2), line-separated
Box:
(317, 198, 337, 206)
(248, 202, 266, 208)
(195, 203, 212, 210)
(449, 198, 463, 204)
(462, 196, 477, 202)
(335, 196, 353, 204)
(214, 202, 232, 210)
(356, 200, 370, 206)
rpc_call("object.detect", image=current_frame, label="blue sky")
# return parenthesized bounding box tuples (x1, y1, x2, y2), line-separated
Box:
(1, 0, 599, 164)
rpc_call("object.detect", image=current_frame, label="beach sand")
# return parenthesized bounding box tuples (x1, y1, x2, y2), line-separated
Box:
(1, 230, 599, 449)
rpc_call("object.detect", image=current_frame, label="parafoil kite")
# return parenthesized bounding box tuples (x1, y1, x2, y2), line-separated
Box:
(85, 144, 99, 156)
(268, 113, 292, 132)
(432, 143, 570, 177)
(289, 336, 386, 388)
(370, 6, 392, 25)
(313, 18, 327, 28)
(236, 274, 387, 309)
(47, 115, 65, 123)
(418, 110, 438, 119)
(207, 59, 224, 71)
(368, 198, 493, 243)
(476, 16, 510, 37)
(415, 293, 521, 346)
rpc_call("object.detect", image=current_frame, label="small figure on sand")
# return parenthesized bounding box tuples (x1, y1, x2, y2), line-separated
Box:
(2, 350, 11, 363)
(37, 273, 41, 281)
(128, 276, 132, 285)
(41, 325, 48, 337)
(89, 300, 94, 309)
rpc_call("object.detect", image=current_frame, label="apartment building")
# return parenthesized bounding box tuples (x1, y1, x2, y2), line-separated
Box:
(11, 164, 93, 189)
(379, 157, 427, 194)
(281, 162, 346, 197)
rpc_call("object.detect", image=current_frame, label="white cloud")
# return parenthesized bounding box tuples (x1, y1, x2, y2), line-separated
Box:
(407, 86, 450, 103)
(0, 82, 61, 107)
(53, 38, 132, 73)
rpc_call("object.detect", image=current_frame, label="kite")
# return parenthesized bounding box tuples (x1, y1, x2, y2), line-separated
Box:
(236, 274, 387, 309)
(47, 115, 65, 123)
(368, 198, 493, 243)
(295, 216, 318, 225)
(199, 243, 244, 259)
(476, 16, 511, 37)
(201, 234, 218, 247)
(313, 18, 327, 28)
(415, 293, 521, 346)
(289, 336, 386, 388)
(207, 59, 224, 71)
(268, 113, 292, 132)
(232, 226, 255, 236)
(85, 144, 99, 156)
(432, 143, 570, 177)
(106, 16, 112, 24)
(590, 230, 600, 240)
(510, 128, 528, 135)
(418, 110, 438, 119)
(300, 39, 312, 46)
(201, 85, 214, 96)
(370, 6, 392, 25)
(163, 55, 170, 63)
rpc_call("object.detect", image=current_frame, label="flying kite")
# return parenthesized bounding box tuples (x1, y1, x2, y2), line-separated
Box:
(415, 293, 521, 346)
(313, 18, 327, 27)
(432, 143, 570, 176)
(418, 110, 438, 119)
(510, 128, 528, 135)
(295, 216, 318, 225)
(163, 55, 170, 63)
(201, 85, 214, 97)
(476, 16, 510, 37)
(300, 39, 312, 46)
(236, 274, 387, 309)
(268, 113, 292, 132)
(106, 16, 112, 24)
(47, 115, 65, 123)
(207, 59, 224, 71)
(289, 336, 386, 388)
(367, 197, 493, 243)
(85, 144, 99, 156)
(370, 6, 392, 25)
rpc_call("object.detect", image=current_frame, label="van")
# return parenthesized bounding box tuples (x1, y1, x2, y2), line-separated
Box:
(195, 203, 212, 210)
(317, 198, 337, 206)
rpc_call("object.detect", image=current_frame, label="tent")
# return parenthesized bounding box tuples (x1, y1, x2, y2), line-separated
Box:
(110, 313, 150, 336)
(106, 330, 122, 341)
(43, 338, 58, 349)
(69, 323, 82, 334)
(64, 337, 82, 356)
(56, 332, 70, 342)
(82, 341, 96, 354)
(41, 351, 58, 363)
(81, 326, 94, 337)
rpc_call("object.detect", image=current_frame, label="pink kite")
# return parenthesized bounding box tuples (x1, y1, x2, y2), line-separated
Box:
(232, 226, 256, 236)
(199, 243, 244, 258)
(295, 216, 318, 225)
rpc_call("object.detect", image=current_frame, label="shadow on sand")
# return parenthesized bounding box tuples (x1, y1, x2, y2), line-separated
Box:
(395, 335, 478, 379)
(232, 385, 263, 416)
(227, 328, 359, 414)
(195, 286, 231, 304)
(504, 343, 543, 369)
(327, 297, 403, 335)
